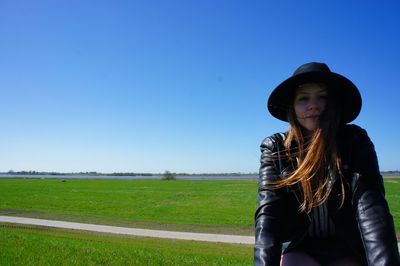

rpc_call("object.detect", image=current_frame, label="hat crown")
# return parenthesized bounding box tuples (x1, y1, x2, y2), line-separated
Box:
(293, 62, 331, 76)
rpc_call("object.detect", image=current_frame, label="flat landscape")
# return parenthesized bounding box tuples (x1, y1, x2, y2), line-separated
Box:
(0, 178, 257, 235)
(1, 177, 399, 265)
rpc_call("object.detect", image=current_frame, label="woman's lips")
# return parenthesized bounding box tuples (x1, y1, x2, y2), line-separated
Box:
(305, 114, 320, 119)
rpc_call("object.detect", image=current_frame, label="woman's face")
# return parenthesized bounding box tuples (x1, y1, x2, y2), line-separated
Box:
(293, 83, 328, 132)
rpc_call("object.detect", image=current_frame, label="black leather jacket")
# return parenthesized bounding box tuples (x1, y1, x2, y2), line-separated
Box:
(254, 124, 400, 266)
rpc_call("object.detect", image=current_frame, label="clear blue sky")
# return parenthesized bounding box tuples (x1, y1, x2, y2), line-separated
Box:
(1, 0, 399, 173)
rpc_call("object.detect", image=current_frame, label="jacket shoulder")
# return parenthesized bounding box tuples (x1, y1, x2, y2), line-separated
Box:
(340, 124, 370, 144)
(260, 132, 287, 152)
(341, 124, 367, 136)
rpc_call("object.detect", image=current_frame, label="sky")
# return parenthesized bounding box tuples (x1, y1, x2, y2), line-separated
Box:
(1, 0, 399, 173)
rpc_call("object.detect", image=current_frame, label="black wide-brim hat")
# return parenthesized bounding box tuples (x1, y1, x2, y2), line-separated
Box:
(267, 62, 362, 124)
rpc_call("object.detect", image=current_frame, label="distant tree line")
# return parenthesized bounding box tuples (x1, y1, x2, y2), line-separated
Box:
(7, 170, 67, 175)
(5, 170, 154, 176)
(108, 172, 154, 176)
(4, 170, 258, 176)
(5, 170, 397, 176)
(381, 170, 400, 175)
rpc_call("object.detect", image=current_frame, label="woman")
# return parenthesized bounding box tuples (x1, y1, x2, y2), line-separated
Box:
(254, 62, 400, 266)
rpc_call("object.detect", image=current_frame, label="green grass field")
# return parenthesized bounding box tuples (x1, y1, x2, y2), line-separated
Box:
(0, 177, 399, 265)
(384, 178, 400, 236)
(0, 178, 257, 235)
(0, 223, 253, 265)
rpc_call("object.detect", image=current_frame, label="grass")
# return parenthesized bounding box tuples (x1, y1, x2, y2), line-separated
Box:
(0, 223, 253, 265)
(0, 178, 399, 236)
(0, 177, 398, 265)
(383, 178, 400, 238)
(0, 178, 257, 235)
(0, 178, 399, 235)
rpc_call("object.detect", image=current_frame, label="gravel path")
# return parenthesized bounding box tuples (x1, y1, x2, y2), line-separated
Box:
(0, 215, 253, 245)
(2, 215, 399, 250)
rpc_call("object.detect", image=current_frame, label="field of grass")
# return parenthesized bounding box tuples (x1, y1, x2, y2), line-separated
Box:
(384, 178, 400, 237)
(1, 178, 399, 235)
(0, 223, 253, 265)
(0, 178, 399, 265)
(0, 178, 257, 235)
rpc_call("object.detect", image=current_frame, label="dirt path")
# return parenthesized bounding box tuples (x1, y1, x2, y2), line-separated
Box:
(2, 215, 399, 251)
(0, 215, 253, 245)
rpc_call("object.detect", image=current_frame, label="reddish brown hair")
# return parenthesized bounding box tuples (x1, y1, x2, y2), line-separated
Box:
(271, 84, 345, 213)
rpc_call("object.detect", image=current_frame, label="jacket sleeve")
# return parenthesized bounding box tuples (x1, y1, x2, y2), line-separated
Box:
(254, 136, 288, 266)
(350, 127, 400, 266)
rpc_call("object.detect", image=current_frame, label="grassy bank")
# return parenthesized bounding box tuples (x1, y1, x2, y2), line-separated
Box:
(0, 223, 253, 265)
(384, 178, 400, 237)
(0, 178, 399, 236)
(0, 178, 399, 266)
(0, 178, 257, 235)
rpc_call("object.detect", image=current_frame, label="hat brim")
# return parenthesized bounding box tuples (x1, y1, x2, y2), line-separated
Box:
(267, 71, 362, 124)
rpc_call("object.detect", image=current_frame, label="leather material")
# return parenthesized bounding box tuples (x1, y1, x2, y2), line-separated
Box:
(254, 124, 400, 266)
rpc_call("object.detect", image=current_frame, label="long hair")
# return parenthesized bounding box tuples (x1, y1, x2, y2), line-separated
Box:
(271, 85, 346, 213)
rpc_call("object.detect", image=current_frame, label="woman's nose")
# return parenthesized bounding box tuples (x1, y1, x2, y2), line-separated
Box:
(308, 98, 320, 110)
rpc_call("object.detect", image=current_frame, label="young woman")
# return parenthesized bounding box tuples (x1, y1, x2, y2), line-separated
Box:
(254, 62, 400, 266)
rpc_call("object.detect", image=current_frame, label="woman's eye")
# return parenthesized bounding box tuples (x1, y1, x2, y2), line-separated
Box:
(318, 95, 327, 100)
(297, 97, 308, 102)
